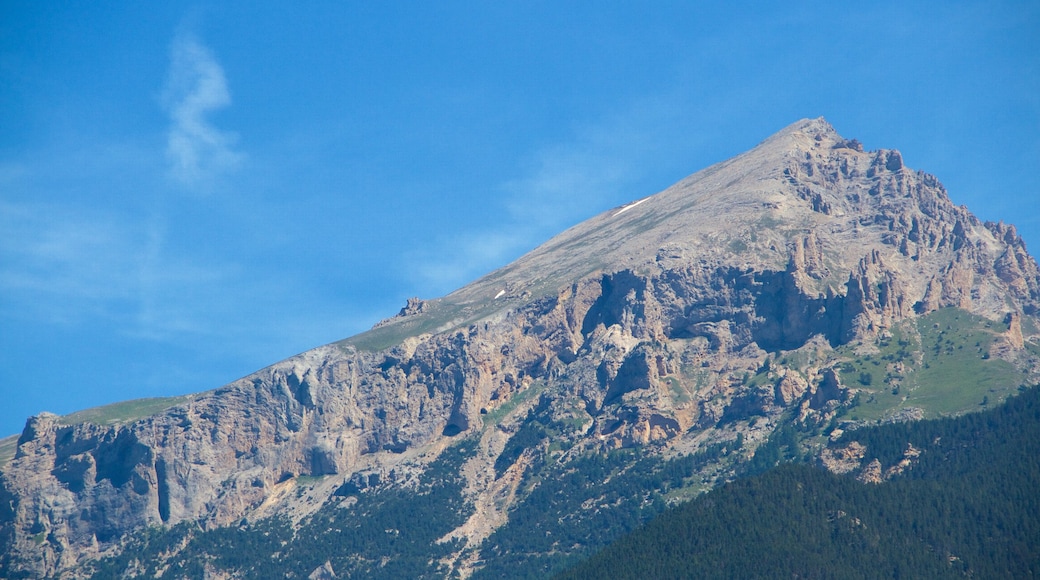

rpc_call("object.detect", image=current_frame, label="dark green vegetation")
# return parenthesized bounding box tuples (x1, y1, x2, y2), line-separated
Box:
(557, 385, 1040, 579)
(88, 440, 478, 579)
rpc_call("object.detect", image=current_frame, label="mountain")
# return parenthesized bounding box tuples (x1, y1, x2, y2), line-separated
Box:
(2, 118, 1038, 578)
(556, 384, 1040, 579)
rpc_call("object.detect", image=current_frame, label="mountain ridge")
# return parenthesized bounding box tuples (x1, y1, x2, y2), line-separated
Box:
(2, 118, 1038, 578)
(350, 116, 1036, 352)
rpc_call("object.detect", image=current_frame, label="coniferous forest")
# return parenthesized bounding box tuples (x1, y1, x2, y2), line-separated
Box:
(556, 385, 1040, 579)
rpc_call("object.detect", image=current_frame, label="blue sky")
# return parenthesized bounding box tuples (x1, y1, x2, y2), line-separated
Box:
(1, 2, 1037, 436)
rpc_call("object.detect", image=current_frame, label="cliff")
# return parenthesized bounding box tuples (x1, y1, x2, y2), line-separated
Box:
(2, 118, 1038, 578)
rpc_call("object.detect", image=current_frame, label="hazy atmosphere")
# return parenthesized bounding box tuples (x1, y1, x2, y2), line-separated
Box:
(1, 2, 1037, 437)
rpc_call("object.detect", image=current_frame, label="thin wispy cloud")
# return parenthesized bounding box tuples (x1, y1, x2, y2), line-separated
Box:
(0, 201, 138, 311)
(0, 200, 221, 336)
(409, 113, 658, 294)
(162, 33, 243, 188)
(502, 144, 634, 229)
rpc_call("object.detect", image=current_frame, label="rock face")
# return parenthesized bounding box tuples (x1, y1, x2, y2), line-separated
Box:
(2, 118, 1039, 578)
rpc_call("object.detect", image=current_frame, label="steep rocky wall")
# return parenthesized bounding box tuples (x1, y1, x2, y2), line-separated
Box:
(0, 286, 601, 576)
(3, 119, 1039, 578)
(5, 208, 1037, 577)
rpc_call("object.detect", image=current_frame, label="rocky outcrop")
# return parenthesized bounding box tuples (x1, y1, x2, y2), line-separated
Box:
(820, 440, 868, 475)
(825, 441, 923, 484)
(988, 222, 1040, 309)
(3, 118, 1039, 578)
(857, 458, 884, 484)
(775, 370, 810, 407)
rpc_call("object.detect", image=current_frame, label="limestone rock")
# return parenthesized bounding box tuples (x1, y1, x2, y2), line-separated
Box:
(820, 440, 867, 475)
(3, 118, 1039, 578)
(309, 561, 337, 579)
(774, 370, 809, 407)
(857, 458, 884, 484)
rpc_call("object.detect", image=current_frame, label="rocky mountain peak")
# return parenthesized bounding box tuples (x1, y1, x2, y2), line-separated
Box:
(2, 120, 1038, 578)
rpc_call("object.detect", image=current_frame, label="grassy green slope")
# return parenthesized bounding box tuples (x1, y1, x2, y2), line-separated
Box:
(57, 395, 194, 427)
(837, 308, 1026, 421)
(0, 436, 17, 467)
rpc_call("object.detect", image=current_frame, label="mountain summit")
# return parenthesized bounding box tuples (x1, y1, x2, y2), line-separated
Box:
(2, 119, 1038, 578)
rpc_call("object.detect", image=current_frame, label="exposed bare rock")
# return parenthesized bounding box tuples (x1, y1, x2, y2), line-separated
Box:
(820, 440, 867, 475)
(810, 368, 847, 411)
(372, 296, 430, 328)
(788, 231, 828, 283)
(857, 458, 884, 484)
(774, 370, 809, 407)
(308, 560, 337, 579)
(881, 407, 926, 424)
(3, 118, 1039, 577)
(988, 222, 1040, 306)
(1005, 311, 1025, 349)
(827, 441, 922, 484)
(883, 443, 922, 479)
